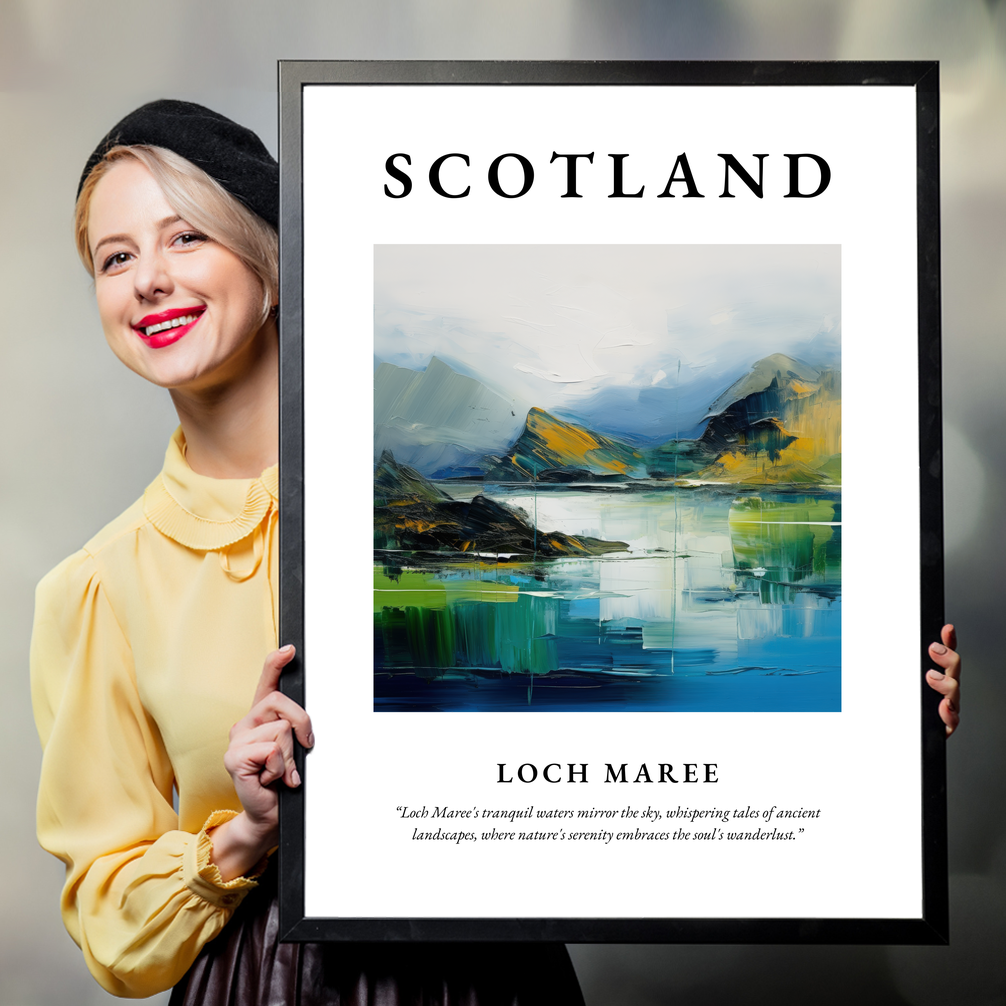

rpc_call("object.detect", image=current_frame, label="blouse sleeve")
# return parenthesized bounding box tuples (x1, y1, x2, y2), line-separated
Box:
(31, 549, 262, 998)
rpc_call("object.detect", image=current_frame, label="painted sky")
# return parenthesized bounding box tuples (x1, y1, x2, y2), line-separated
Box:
(374, 244, 840, 441)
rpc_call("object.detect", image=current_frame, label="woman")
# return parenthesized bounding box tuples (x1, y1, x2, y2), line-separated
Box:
(33, 99, 963, 1003)
(31, 100, 586, 1003)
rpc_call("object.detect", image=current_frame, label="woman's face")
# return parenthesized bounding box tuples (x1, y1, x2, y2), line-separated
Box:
(87, 158, 270, 393)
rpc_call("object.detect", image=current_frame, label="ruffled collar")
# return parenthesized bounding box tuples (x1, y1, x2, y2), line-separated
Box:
(143, 428, 278, 551)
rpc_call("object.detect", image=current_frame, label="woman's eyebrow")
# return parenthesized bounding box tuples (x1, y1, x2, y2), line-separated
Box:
(92, 232, 133, 256)
(92, 216, 185, 257)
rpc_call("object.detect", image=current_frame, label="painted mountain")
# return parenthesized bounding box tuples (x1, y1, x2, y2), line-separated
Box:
(484, 408, 648, 482)
(649, 353, 841, 485)
(374, 451, 627, 557)
(375, 353, 840, 487)
(374, 357, 523, 478)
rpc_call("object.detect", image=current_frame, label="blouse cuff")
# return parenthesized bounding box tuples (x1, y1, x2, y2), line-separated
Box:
(183, 810, 269, 909)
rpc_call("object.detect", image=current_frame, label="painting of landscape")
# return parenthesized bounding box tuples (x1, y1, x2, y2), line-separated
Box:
(373, 245, 841, 712)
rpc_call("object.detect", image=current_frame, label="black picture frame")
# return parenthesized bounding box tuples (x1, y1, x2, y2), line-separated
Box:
(277, 60, 945, 944)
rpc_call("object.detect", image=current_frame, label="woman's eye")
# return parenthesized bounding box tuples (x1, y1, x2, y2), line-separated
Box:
(173, 231, 208, 248)
(101, 251, 132, 273)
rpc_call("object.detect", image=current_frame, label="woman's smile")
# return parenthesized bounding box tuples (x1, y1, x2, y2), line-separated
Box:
(133, 305, 207, 347)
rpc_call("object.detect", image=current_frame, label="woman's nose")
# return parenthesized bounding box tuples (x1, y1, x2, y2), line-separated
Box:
(133, 249, 173, 302)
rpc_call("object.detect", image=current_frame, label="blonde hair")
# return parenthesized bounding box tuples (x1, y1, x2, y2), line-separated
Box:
(75, 145, 278, 322)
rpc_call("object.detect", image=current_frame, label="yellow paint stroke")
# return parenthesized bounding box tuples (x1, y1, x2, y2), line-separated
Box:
(528, 407, 601, 453)
(525, 408, 641, 475)
(396, 517, 443, 534)
(789, 380, 819, 397)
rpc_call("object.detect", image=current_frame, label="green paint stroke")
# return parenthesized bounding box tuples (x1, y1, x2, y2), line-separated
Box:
(375, 585, 559, 677)
(376, 604, 456, 671)
(374, 568, 519, 613)
(728, 496, 841, 601)
(374, 569, 447, 611)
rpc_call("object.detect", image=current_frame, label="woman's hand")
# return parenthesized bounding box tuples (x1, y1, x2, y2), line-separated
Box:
(209, 645, 314, 881)
(926, 624, 961, 738)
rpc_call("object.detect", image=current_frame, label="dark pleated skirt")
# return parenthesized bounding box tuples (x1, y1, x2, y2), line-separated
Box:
(169, 869, 584, 1006)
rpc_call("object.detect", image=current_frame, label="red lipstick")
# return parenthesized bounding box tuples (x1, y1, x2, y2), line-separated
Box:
(132, 306, 205, 349)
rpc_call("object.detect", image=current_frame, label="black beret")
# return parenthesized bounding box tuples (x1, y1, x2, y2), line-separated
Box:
(78, 99, 278, 228)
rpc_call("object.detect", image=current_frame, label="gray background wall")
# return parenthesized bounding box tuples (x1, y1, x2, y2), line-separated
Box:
(1, 2, 1003, 1003)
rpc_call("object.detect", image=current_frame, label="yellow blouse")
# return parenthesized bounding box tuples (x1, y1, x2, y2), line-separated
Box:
(31, 428, 279, 998)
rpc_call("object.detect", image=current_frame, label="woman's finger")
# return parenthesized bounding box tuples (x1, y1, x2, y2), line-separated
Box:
(232, 689, 313, 750)
(939, 698, 961, 736)
(925, 668, 959, 702)
(255, 742, 287, 787)
(928, 642, 961, 682)
(926, 668, 960, 737)
(941, 623, 957, 653)
(233, 718, 301, 788)
(224, 738, 287, 787)
(252, 644, 296, 707)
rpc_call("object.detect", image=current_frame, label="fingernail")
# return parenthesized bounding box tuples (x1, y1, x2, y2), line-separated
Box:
(280, 644, 295, 654)
(291, 768, 301, 787)
(931, 643, 947, 655)
(928, 670, 944, 680)
(306, 732, 315, 748)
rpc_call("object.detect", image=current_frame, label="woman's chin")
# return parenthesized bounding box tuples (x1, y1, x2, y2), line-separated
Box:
(122, 353, 218, 393)
(110, 322, 272, 395)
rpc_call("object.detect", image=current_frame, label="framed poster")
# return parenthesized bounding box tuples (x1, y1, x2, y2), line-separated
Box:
(277, 61, 946, 943)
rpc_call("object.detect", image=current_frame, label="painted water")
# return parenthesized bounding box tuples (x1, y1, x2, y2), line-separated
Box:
(374, 485, 841, 712)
